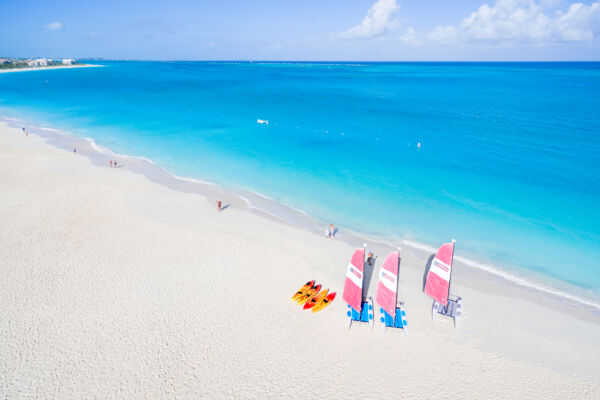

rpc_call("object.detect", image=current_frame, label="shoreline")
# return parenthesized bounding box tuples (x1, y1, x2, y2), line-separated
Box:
(2, 119, 600, 397)
(2, 114, 600, 317)
(0, 64, 101, 73)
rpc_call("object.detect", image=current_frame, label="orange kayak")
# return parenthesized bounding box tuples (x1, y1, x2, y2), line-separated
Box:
(312, 292, 336, 313)
(297, 284, 321, 306)
(292, 280, 315, 301)
(303, 289, 329, 310)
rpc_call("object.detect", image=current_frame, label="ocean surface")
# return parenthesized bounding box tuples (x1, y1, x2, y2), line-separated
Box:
(1, 61, 599, 304)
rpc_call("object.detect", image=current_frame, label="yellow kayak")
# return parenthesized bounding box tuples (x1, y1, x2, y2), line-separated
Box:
(292, 280, 315, 301)
(304, 289, 329, 310)
(312, 292, 336, 313)
(297, 284, 321, 306)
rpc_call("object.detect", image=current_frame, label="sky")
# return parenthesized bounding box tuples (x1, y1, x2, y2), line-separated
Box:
(1, 0, 599, 61)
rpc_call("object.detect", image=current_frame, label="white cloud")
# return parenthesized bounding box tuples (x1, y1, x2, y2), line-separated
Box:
(339, 0, 400, 39)
(555, 2, 600, 40)
(429, 0, 600, 43)
(398, 27, 422, 45)
(45, 21, 64, 31)
(428, 25, 460, 43)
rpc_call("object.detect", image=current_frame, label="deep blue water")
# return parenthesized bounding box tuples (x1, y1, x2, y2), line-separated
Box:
(1, 61, 599, 294)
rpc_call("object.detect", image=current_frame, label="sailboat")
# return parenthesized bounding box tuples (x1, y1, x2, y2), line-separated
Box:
(424, 239, 463, 327)
(343, 246, 374, 330)
(375, 250, 408, 335)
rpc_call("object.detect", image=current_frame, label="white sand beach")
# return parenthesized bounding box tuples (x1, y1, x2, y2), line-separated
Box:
(0, 64, 99, 74)
(1, 121, 600, 399)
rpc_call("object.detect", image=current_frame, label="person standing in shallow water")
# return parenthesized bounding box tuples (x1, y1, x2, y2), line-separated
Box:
(329, 224, 335, 239)
(367, 251, 376, 266)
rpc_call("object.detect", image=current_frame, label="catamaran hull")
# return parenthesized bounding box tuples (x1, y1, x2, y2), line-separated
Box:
(432, 297, 463, 327)
(379, 305, 408, 336)
(347, 310, 352, 330)
(368, 297, 374, 331)
(346, 297, 374, 331)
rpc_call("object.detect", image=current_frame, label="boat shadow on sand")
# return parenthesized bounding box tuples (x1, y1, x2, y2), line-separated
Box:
(362, 258, 377, 300)
(422, 253, 436, 292)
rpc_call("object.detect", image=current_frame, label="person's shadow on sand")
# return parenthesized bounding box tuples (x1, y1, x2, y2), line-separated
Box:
(220, 204, 231, 211)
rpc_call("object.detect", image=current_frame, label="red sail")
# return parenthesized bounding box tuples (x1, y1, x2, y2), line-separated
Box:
(376, 251, 399, 316)
(424, 242, 455, 306)
(342, 248, 365, 312)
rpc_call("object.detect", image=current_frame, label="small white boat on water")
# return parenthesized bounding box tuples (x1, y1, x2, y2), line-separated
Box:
(257, 119, 269, 125)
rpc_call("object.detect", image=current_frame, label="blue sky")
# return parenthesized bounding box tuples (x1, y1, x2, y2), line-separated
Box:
(1, 0, 599, 60)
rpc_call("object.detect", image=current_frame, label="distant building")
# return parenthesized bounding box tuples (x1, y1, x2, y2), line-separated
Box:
(27, 59, 48, 67)
(62, 59, 75, 65)
(37, 59, 48, 66)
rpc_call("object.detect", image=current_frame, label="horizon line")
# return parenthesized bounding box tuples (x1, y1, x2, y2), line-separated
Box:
(76, 58, 600, 63)
(4, 56, 599, 63)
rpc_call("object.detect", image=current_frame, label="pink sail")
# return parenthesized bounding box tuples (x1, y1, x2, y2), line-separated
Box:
(424, 241, 455, 306)
(342, 248, 365, 313)
(376, 251, 399, 316)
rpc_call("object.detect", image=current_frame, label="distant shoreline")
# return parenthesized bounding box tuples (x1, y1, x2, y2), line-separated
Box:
(0, 64, 101, 74)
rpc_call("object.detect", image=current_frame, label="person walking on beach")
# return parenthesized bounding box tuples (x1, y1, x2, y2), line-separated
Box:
(216, 200, 222, 213)
(22, 127, 28, 137)
(73, 146, 77, 154)
(329, 223, 336, 239)
(109, 160, 113, 168)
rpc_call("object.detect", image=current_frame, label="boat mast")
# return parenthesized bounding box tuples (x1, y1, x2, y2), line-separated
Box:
(396, 247, 401, 306)
(447, 239, 456, 301)
(362, 243, 367, 301)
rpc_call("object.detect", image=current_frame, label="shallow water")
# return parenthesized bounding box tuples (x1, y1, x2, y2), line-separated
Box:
(1, 61, 599, 294)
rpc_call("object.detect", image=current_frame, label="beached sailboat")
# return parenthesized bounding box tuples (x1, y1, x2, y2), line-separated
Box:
(424, 239, 463, 327)
(376, 250, 408, 335)
(343, 246, 374, 330)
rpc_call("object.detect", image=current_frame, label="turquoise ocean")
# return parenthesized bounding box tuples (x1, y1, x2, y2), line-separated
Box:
(1, 61, 599, 307)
